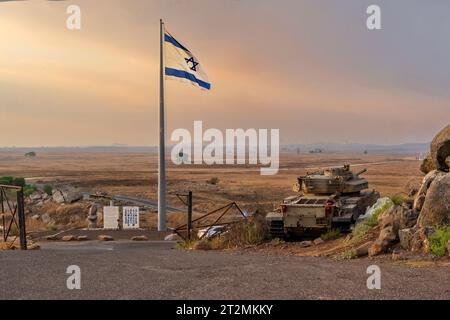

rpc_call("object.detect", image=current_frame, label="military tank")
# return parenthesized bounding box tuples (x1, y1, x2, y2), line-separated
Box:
(266, 164, 379, 238)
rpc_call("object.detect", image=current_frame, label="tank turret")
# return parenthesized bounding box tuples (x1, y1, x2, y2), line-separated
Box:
(294, 164, 369, 195)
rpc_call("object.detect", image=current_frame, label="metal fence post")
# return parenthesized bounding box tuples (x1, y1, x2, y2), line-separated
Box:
(187, 191, 192, 240)
(16, 189, 27, 250)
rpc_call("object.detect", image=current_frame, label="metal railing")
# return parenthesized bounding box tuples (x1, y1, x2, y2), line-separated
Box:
(0, 184, 27, 250)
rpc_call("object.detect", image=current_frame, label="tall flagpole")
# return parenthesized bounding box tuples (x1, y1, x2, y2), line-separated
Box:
(158, 19, 167, 231)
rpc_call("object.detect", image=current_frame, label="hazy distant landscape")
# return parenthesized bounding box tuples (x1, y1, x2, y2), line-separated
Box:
(0, 142, 430, 155)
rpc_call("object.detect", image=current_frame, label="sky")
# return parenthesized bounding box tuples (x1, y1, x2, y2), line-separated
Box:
(0, 0, 449, 147)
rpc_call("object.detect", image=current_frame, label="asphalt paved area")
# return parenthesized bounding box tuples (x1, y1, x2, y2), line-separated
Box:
(1, 241, 449, 300)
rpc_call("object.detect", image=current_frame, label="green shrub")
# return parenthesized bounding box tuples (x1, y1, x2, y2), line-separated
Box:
(23, 185, 37, 197)
(206, 177, 219, 185)
(47, 224, 58, 231)
(43, 184, 53, 196)
(0, 176, 14, 185)
(321, 228, 341, 241)
(429, 226, 450, 257)
(390, 194, 406, 206)
(12, 177, 26, 187)
(352, 222, 372, 241)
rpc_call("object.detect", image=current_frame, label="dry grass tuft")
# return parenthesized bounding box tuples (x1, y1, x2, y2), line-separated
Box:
(180, 212, 268, 251)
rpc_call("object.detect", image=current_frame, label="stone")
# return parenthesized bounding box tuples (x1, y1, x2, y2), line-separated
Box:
(430, 124, 450, 172)
(391, 248, 405, 261)
(29, 192, 42, 201)
(52, 190, 65, 204)
(41, 213, 52, 224)
(413, 194, 426, 212)
(410, 227, 427, 252)
(378, 205, 417, 233)
(414, 170, 445, 211)
(52, 188, 82, 204)
(405, 179, 421, 197)
(420, 154, 435, 174)
(46, 235, 58, 241)
(164, 233, 183, 241)
(313, 237, 324, 245)
(417, 173, 450, 228)
(63, 188, 82, 203)
(355, 241, 373, 257)
(31, 214, 40, 220)
(399, 228, 414, 250)
(369, 225, 398, 257)
(399, 209, 419, 230)
(299, 241, 312, 248)
(131, 235, 149, 241)
(98, 235, 114, 241)
(368, 241, 384, 257)
(62, 235, 76, 241)
(77, 235, 89, 241)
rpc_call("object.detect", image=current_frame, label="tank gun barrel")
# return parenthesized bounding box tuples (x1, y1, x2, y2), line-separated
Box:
(355, 168, 367, 176)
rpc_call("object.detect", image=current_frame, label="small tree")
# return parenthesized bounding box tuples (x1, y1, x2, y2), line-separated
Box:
(12, 177, 26, 187)
(0, 176, 14, 185)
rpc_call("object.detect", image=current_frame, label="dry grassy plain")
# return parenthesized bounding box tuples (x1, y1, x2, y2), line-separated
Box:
(0, 150, 423, 217)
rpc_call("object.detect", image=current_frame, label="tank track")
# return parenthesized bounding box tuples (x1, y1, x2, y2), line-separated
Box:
(269, 220, 285, 238)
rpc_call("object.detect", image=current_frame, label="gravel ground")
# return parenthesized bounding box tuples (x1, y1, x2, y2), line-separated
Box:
(0, 241, 449, 300)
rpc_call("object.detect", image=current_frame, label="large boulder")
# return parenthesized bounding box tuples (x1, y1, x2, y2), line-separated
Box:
(417, 173, 450, 227)
(52, 190, 65, 204)
(52, 188, 82, 204)
(430, 124, 450, 172)
(413, 170, 445, 212)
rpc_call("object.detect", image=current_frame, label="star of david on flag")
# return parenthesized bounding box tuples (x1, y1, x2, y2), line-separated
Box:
(164, 29, 211, 90)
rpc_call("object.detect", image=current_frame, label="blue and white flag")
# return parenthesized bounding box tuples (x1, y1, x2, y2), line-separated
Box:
(164, 30, 211, 90)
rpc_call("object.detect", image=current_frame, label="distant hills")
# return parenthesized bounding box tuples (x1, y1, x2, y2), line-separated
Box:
(281, 143, 429, 154)
(0, 143, 429, 154)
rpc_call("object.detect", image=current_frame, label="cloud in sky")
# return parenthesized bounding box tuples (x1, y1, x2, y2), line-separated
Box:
(0, 0, 449, 147)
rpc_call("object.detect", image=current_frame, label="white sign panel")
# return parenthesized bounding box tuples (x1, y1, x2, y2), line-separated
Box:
(103, 206, 119, 229)
(123, 206, 139, 229)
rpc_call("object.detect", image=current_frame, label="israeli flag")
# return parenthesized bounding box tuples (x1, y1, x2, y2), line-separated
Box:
(164, 30, 211, 90)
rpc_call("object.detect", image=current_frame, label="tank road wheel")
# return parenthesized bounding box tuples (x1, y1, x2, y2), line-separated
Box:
(269, 220, 285, 239)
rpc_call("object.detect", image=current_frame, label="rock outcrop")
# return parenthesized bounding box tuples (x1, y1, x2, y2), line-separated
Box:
(420, 154, 435, 174)
(403, 123, 450, 253)
(369, 205, 419, 256)
(431, 124, 450, 172)
(369, 123, 450, 256)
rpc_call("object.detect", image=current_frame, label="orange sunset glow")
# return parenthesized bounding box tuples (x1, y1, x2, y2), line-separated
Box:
(0, 0, 449, 146)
